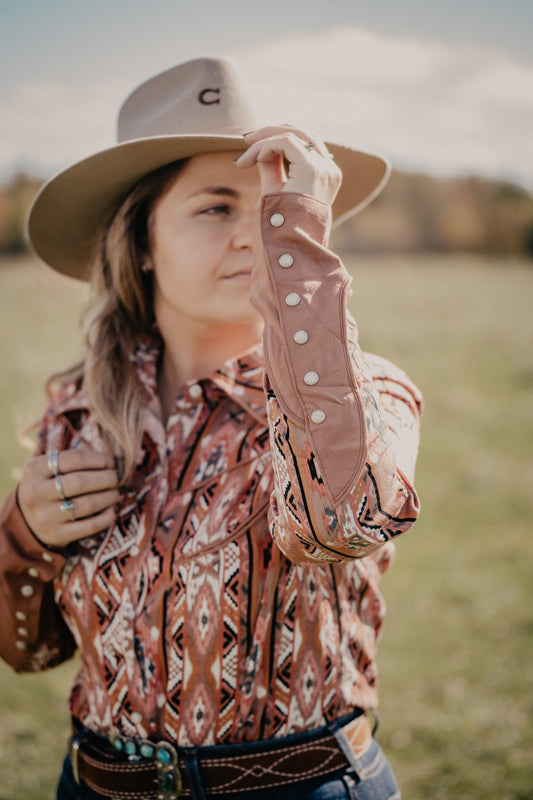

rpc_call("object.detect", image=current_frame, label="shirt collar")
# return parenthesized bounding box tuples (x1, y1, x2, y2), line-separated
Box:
(54, 330, 267, 425)
(211, 345, 267, 425)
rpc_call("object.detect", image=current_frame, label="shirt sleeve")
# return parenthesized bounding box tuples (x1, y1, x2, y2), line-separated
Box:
(250, 192, 423, 564)
(0, 407, 76, 672)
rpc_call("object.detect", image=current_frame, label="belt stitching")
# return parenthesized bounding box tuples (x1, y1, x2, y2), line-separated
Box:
(82, 753, 156, 773)
(201, 738, 340, 766)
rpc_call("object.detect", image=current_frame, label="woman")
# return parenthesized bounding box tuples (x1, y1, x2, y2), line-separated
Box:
(0, 57, 422, 799)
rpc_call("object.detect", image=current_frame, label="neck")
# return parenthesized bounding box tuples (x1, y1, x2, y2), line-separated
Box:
(157, 317, 263, 421)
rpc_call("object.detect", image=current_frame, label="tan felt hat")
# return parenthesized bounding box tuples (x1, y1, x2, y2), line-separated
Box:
(26, 57, 390, 280)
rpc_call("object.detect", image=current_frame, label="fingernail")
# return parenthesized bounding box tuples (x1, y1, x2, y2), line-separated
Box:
(233, 154, 242, 163)
(242, 130, 255, 136)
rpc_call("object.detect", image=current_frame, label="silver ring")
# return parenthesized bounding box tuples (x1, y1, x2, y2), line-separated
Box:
(54, 474, 66, 501)
(47, 450, 60, 477)
(304, 139, 316, 151)
(60, 499, 76, 522)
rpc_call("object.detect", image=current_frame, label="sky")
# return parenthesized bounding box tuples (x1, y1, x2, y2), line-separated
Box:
(1, 0, 532, 189)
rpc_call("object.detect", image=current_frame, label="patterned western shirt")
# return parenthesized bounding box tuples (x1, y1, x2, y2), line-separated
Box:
(0, 193, 423, 746)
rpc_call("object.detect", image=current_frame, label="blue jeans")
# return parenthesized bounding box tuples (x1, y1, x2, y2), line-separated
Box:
(57, 733, 401, 800)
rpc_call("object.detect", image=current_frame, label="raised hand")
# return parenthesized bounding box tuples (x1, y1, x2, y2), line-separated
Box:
(235, 124, 342, 207)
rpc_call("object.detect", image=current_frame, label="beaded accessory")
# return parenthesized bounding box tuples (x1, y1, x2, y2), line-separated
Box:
(109, 733, 182, 799)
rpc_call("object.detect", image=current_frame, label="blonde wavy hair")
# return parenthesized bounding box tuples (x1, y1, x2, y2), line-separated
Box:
(46, 159, 186, 484)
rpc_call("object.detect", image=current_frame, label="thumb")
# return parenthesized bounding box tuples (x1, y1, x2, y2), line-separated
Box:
(256, 152, 285, 194)
(236, 149, 285, 194)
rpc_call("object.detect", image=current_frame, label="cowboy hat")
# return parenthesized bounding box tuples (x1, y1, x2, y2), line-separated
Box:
(26, 57, 390, 280)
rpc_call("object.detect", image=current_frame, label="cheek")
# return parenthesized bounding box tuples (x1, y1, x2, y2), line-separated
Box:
(150, 221, 226, 301)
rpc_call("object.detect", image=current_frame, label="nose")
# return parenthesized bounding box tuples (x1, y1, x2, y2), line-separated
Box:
(231, 208, 255, 249)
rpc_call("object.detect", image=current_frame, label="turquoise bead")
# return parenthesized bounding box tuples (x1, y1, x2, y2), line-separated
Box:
(113, 738, 124, 751)
(156, 748, 171, 764)
(140, 743, 155, 758)
(124, 741, 137, 756)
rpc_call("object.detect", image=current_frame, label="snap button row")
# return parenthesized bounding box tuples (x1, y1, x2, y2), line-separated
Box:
(278, 254, 323, 422)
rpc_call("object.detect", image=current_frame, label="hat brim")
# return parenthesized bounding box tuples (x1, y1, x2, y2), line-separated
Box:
(26, 135, 390, 280)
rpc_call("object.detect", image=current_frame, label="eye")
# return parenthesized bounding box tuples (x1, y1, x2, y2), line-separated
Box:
(200, 204, 231, 216)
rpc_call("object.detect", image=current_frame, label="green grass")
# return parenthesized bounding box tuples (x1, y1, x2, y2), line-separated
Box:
(0, 253, 532, 799)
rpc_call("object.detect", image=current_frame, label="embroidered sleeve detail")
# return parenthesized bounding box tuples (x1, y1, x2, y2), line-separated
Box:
(251, 193, 422, 563)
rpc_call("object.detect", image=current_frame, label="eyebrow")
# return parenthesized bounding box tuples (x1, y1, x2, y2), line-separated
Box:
(186, 186, 240, 200)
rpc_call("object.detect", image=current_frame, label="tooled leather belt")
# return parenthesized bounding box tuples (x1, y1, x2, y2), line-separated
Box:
(69, 710, 374, 798)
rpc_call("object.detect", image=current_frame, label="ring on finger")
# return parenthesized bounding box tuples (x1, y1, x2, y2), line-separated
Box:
(304, 139, 316, 151)
(54, 474, 66, 501)
(47, 450, 60, 477)
(60, 499, 76, 522)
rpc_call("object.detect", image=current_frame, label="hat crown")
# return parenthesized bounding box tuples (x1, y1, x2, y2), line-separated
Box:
(117, 57, 259, 142)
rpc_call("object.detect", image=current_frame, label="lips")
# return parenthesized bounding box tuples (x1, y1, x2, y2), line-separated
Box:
(223, 268, 252, 279)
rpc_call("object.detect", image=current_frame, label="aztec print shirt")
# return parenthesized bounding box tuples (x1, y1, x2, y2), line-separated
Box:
(0, 193, 423, 746)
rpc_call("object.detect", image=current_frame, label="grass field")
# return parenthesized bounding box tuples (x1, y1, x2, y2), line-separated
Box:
(0, 253, 532, 799)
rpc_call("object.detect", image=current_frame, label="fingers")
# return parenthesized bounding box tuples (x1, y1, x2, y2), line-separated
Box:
(45, 449, 116, 477)
(18, 450, 121, 551)
(55, 487, 120, 528)
(47, 467, 118, 503)
(235, 125, 342, 206)
(243, 125, 331, 159)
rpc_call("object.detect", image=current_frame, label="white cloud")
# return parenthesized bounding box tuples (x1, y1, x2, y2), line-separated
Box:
(1, 27, 532, 189)
(235, 27, 533, 188)
(0, 79, 130, 178)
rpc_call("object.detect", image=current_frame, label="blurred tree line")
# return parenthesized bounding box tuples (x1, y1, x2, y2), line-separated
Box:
(335, 171, 533, 257)
(1, 170, 533, 257)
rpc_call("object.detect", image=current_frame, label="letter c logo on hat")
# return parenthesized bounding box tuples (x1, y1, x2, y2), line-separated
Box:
(198, 88, 220, 105)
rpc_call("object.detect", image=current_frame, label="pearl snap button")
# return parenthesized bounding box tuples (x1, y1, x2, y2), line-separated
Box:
(15, 611, 28, 621)
(293, 330, 309, 345)
(15, 641, 27, 651)
(269, 213, 285, 227)
(285, 292, 301, 307)
(129, 545, 140, 557)
(310, 409, 326, 424)
(304, 371, 319, 386)
(20, 585, 34, 598)
(131, 712, 143, 724)
(17, 627, 29, 637)
(278, 253, 294, 268)
(27, 568, 40, 579)
(189, 384, 203, 399)
(42, 552, 54, 562)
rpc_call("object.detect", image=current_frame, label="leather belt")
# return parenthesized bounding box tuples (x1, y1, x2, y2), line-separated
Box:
(69, 711, 373, 798)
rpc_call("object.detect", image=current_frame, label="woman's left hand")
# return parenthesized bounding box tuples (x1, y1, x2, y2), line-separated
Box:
(235, 124, 342, 207)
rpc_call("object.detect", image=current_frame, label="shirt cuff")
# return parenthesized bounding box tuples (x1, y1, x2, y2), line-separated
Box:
(251, 192, 367, 503)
